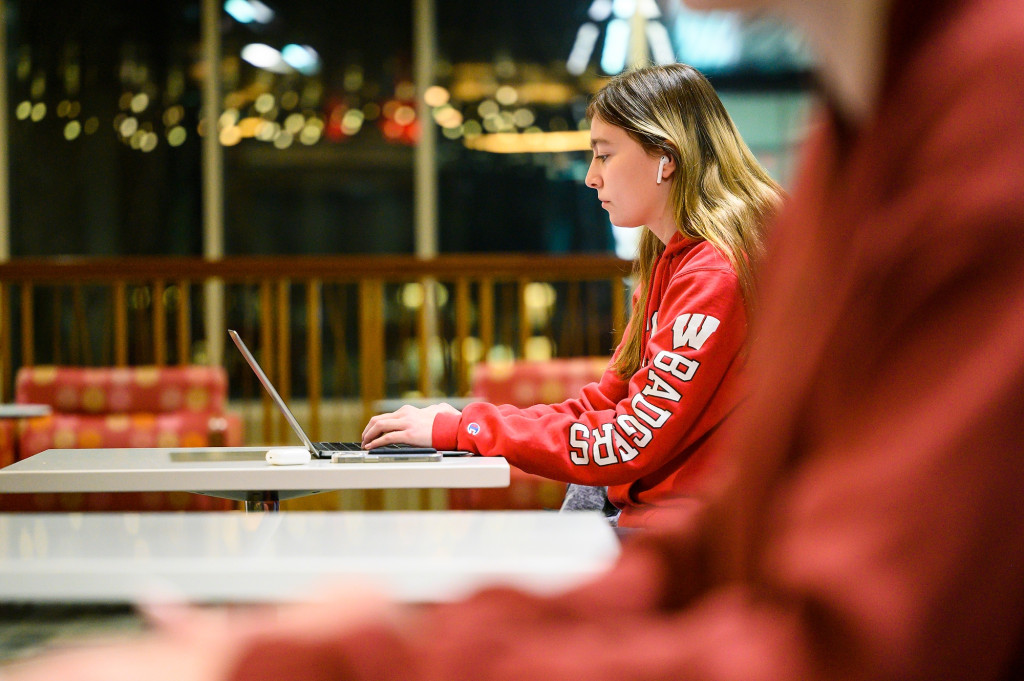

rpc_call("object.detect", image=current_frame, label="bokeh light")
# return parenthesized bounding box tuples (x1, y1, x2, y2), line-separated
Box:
(63, 120, 82, 141)
(423, 85, 450, 108)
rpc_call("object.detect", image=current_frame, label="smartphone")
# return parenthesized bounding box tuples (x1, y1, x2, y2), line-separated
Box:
(331, 447, 442, 463)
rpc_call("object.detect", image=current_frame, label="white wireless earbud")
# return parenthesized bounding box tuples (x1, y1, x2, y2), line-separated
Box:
(656, 156, 668, 184)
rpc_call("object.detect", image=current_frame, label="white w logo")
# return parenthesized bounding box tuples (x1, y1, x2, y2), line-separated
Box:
(672, 313, 720, 350)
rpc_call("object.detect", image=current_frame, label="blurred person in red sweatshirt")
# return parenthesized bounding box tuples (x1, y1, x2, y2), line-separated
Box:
(363, 62, 783, 528)
(4, 0, 1024, 678)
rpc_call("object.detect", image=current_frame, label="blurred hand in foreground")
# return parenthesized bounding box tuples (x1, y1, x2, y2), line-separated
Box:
(1, 581, 397, 681)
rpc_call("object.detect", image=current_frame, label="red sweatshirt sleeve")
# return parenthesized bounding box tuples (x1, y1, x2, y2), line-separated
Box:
(432, 266, 746, 487)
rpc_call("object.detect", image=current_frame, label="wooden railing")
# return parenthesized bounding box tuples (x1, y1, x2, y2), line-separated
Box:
(0, 254, 631, 443)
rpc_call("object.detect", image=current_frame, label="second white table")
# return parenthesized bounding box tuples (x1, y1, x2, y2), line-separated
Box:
(0, 511, 619, 603)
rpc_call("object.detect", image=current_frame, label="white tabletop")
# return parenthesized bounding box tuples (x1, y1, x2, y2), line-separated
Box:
(0, 511, 620, 603)
(0, 404, 51, 419)
(0, 448, 510, 503)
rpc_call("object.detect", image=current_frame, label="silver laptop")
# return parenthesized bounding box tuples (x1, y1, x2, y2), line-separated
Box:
(229, 329, 470, 462)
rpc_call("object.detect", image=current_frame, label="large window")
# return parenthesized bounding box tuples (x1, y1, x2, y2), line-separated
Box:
(4, 0, 812, 259)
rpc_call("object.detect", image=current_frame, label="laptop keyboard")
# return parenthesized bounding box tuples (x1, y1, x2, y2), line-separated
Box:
(313, 442, 362, 452)
(312, 442, 423, 452)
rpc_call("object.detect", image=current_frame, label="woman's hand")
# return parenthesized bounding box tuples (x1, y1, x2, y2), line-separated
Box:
(361, 403, 461, 449)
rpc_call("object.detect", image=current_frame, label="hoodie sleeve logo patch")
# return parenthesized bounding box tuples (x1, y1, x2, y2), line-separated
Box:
(466, 422, 481, 435)
(672, 313, 720, 350)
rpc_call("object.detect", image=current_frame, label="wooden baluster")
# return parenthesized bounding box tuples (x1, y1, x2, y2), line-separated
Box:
(259, 280, 274, 444)
(325, 284, 349, 394)
(582, 281, 596, 356)
(276, 280, 291, 443)
(72, 283, 91, 365)
(113, 281, 128, 366)
(306, 279, 322, 441)
(517, 277, 530, 359)
(479, 277, 494, 362)
(359, 279, 385, 425)
(51, 287, 63, 364)
(502, 283, 518, 357)
(454, 277, 470, 395)
(611, 275, 626, 346)
(69, 285, 80, 364)
(0, 282, 8, 399)
(176, 280, 190, 365)
(153, 280, 166, 366)
(565, 282, 581, 356)
(417, 277, 434, 396)
(539, 283, 555, 357)
(19, 284, 32, 367)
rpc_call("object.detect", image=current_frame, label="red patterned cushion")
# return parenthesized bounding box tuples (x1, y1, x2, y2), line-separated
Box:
(18, 412, 244, 458)
(16, 366, 228, 414)
(5, 365, 243, 512)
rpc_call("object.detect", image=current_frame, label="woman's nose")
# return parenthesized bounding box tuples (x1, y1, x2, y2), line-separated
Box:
(585, 163, 600, 188)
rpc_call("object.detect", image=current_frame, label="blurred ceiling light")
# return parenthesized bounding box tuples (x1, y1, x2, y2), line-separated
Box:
(512, 108, 535, 128)
(167, 126, 187, 146)
(224, 0, 275, 24)
(477, 99, 499, 117)
(588, 0, 613, 21)
(281, 44, 321, 76)
(240, 43, 291, 73)
(140, 132, 159, 153)
(130, 93, 149, 113)
(495, 85, 518, 106)
(238, 116, 263, 137)
(432, 105, 463, 128)
(283, 112, 305, 134)
(256, 121, 279, 141)
(612, 0, 660, 19)
(463, 130, 591, 154)
(567, 23, 601, 75)
(393, 105, 416, 126)
(423, 85, 450, 107)
(601, 18, 630, 74)
(119, 116, 138, 137)
(646, 20, 676, 66)
(571, 0, 673, 75)
(673, 9, 742, 69)
(341, 109, 365, 135)
(281, 90, 300, 109)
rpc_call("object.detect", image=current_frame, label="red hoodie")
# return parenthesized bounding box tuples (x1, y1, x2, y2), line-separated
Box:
(432, 232, 748, 528)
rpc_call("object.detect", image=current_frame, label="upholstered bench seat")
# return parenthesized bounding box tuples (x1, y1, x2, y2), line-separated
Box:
(1, 365, 244, 512)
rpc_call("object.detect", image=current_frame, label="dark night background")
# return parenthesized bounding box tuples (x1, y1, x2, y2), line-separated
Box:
(6, 0, 808, 258)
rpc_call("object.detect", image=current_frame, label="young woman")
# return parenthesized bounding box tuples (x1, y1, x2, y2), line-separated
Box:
(362, 63, 782, 528)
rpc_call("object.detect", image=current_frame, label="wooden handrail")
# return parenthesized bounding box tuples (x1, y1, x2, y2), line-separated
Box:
(0, 254, 631, 282)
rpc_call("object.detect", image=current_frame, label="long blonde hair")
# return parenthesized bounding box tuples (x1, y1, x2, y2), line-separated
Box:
(588, 64, 783, 378)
